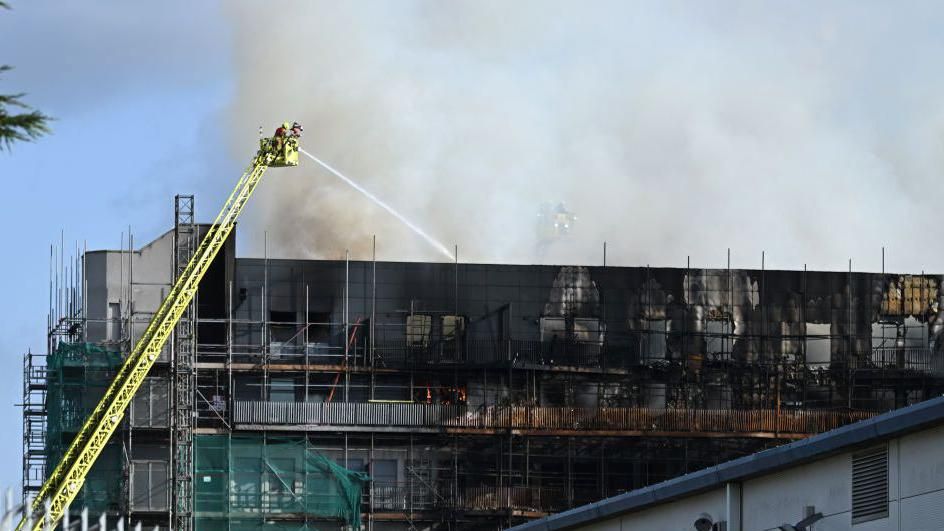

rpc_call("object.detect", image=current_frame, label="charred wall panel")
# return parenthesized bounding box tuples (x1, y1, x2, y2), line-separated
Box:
(233, 260, 943, 355)
(205, 260, 944, 411)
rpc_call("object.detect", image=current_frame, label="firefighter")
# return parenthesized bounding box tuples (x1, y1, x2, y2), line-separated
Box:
(273, 121, 291, 155)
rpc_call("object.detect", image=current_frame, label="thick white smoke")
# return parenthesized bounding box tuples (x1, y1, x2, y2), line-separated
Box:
(223, 1, 944, 271)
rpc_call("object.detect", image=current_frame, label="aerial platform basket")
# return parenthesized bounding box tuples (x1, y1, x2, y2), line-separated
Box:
(260, 135, 300, 167)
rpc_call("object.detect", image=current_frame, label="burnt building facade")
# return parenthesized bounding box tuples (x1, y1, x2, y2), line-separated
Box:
(24, 197, 944, 530)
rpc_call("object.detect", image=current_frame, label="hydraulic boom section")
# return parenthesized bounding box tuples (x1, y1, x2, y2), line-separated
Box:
(19, 124, 301, 531)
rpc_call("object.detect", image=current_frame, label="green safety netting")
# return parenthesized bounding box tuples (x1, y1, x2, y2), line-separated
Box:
(45, 342, 124, 513)
(44, 343, 368, 526)
(195, 434, 370, 530)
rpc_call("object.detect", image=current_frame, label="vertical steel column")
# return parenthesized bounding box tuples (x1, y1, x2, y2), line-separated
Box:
(507, 432, 513, 508)
(802, 264, 807, 402)
(408, 434, 414, 520)
(452, 435, 458, 515)
(82, 241, 88, 342)
(599, 441, 605, 499)
(304, 284, 310, 402)
(129, 230, 134, 347)
(171, 195, 196, 531)
(368, 433, 375, 524)
(345, 251, 350, 402)
(847, 259, 853, 409)
(227, 280, 233, 427)
(728, 250, 733, 407)
(524, 437, 530, 488)
(370, 238, 376, 400)
(262, 233, 268, 401)
(566, 438, 573, 507)
(125, 231, 135, 516)
(761, 251, 767, 410)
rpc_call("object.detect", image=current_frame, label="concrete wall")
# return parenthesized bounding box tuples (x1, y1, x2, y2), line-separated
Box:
(84, 225, 233, 356)
(84, 229, 174, 346)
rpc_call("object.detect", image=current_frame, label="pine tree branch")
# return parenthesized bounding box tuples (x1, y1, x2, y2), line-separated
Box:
(0, 64, 53, 151)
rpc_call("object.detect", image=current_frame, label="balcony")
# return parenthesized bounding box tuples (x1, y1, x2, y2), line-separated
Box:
(197, 340, 944, 375)
(233, 401, 874, 438)
(198, 338, 631, 371)
(854, 347, 944, 374)
(366, 483, 567, 514)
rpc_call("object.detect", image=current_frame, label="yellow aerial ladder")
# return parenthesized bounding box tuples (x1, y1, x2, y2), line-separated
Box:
(18, 124, 302, 531)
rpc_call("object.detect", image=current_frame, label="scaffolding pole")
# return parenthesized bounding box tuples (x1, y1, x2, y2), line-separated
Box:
(171, 194, 196, 531)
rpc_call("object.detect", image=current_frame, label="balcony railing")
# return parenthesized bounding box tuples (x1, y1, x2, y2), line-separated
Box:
(233, 401, 873, 436)
(373, 338, 644, 369)
(365, 483, 567, 513)
(454, 486, 567, 512)
(198, 339, 634, 369)
(368, 483, 435, 511)
(855, 347, 943, 374)
(198, 338, 944, 374)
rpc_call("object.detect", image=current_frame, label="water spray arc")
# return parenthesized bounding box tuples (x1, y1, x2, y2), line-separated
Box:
(299, 148, 455, 261)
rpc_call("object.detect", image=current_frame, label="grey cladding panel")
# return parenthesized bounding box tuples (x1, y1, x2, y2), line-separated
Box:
(131, 377, 169, 428)
(131, 460, 169, 511)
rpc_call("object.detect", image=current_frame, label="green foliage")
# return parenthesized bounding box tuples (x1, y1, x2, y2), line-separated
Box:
(1, 2, 53, 151)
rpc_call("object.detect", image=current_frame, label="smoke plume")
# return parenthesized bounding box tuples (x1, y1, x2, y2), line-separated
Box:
(223, 1, 944, 271)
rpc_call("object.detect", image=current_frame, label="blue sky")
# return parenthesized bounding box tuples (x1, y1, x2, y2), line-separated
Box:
(0, 1, 237, 489)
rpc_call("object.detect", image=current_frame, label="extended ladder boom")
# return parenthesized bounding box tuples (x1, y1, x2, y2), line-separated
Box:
(20, 148, 281, 530)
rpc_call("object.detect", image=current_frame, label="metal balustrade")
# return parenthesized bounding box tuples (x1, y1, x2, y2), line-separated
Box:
(197, 339, 944, 374)
(233, 401, 874, 436)
(859, 347, 943, 374)
(453, 486, 567, 512)
(199, 338, 635, 369)
(364, 483, 567, 513)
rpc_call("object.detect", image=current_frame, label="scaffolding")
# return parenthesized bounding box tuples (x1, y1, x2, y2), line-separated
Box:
(21, 351, 47, 505)
(45, 342, 124, 514)
(23, 235, 86, 507)
(183, 256, 944, 528)
(193, 434, 368, 530)
(22, 207, 944, 530)
(172, 195, 198, 531)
